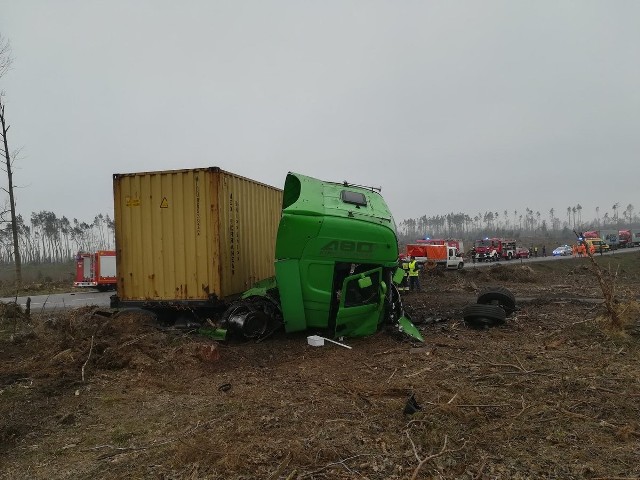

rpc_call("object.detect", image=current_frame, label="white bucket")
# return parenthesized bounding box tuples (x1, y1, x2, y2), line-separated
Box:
(307, 335, 324, 347)
(306, 335, 352, 349)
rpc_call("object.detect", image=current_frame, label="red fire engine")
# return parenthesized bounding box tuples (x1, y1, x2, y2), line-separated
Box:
(473, 238, 517, 262)
(74, 250, 117, 291)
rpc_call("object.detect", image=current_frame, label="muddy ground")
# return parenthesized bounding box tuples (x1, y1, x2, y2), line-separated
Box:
(1, 255, 640, 479)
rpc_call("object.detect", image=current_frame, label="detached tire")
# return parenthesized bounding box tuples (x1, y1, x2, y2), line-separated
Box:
(463, 304, 506, 327)
(477, 286, 516, 316)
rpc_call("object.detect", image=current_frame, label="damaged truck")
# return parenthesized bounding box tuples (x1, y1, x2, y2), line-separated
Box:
(111, 167, 421, 342)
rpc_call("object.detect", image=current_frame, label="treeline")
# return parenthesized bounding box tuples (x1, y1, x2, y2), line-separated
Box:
(0, 211, 114, 264)
(398, 204, 638, 245)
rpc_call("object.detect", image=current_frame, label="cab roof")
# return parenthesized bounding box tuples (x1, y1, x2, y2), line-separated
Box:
(281, 172, 396, 229)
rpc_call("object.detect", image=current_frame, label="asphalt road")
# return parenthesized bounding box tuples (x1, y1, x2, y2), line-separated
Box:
(466, 244, 638, 269)
(2, 246, 637, 311)
(0, 289, 113, 312)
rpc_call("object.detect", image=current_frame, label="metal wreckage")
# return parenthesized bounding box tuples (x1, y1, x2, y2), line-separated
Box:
(111, 168, 423, 342)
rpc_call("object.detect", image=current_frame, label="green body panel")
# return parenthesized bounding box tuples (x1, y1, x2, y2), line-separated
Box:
(273, 260, 306, 332)
(228, 171, 422, 342)
(240, 276, 278, 299)
(335, 268, 384, 337)
(398, 316, 424, 342)
(274, 173, 400, 337)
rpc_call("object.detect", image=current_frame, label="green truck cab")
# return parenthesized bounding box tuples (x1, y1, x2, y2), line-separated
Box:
(223, 172, 422, 342)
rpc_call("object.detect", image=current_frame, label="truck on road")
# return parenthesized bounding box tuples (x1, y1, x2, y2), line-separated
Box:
(583, 230, 618, 250)
(473, 238, 517, 262)
(618, 229, 640, 248)
(416, 238, 464, 255)
(405, 243, 464, 270)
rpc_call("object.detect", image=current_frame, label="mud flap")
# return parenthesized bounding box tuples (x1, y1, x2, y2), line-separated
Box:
(398, 316, 424, 342)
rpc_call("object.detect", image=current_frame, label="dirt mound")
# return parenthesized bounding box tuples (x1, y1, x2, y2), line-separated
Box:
(4, 309, 222, 385)
(463, 263, 539, 283)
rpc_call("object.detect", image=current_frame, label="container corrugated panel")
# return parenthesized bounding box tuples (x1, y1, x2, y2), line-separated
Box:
(113, 167, 283, 302)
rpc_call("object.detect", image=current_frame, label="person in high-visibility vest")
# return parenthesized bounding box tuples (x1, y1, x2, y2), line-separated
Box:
(399, 256, 410, 291)
(408, 256, 422, 293)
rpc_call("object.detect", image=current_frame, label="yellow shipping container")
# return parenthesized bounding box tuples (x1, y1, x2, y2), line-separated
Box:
(112, 167, 283, 307)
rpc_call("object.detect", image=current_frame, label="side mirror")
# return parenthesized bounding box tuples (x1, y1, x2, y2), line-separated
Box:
(392, 268, 405, 285)
(358, 276, 373, 289)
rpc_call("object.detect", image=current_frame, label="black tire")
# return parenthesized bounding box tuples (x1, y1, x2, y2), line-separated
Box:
(222, 301, 268, 338)
(221, 296, 282, 339)
(476, 286, 516, 316)
(463, 304, 506, 327)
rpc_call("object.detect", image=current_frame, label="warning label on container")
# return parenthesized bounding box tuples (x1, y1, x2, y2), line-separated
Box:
(160, 197, 169, 208)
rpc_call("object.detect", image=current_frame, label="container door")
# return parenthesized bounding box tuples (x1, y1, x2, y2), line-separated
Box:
(335, 267, 383, 338)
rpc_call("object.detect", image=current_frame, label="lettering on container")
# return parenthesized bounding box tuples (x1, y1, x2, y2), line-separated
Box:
(195, 176, 201, 236)
(235, 199, 240, 267)
(228, 193, 241, 275)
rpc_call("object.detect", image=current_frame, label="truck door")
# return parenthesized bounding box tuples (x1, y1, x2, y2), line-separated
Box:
(335, 267, 384, 338)
(447, 247, 455, 268)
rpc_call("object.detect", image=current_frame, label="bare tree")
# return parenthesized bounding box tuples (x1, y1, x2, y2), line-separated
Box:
(0, 34, 11, 78)
(0, 34, 22, 286)
(624, 204, 634, 227)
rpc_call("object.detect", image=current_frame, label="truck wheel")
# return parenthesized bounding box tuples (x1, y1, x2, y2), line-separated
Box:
(462, 304, 506, 327)
(477, 286, 516, 316)
(222, 297, 279, 339)
(457, 262, 464, 269)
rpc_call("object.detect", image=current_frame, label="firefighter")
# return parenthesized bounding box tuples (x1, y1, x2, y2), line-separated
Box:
(408, 256, 422, 293)
(399, 256, 410, 291)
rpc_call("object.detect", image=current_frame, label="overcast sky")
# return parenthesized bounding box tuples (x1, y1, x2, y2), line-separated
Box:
(1, 1, 638, 228)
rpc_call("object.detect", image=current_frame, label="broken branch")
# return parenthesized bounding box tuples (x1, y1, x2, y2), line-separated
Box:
(81, 335, 94, 382)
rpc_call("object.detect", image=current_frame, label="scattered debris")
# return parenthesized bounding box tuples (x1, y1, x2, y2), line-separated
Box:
(403, 393, 422, 415)
(306, 335, 352, 349)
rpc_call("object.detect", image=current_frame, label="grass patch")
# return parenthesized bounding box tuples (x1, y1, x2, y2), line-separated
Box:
(0, 261, 75, 297)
